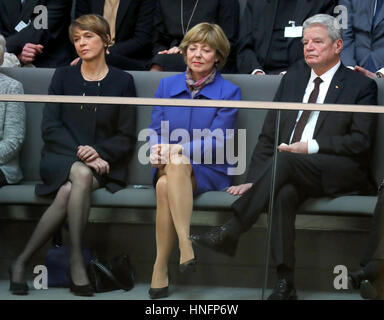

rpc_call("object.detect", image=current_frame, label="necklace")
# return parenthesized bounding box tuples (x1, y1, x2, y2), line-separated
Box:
(80, 66, 109, 82)
(181, 0, 199, 35)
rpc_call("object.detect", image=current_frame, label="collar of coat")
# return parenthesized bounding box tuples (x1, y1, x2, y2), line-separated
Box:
(168, 71, 225, 100)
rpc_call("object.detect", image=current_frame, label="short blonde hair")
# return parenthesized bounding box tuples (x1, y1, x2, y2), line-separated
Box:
(179, 23, 230, 70)
(0, 34, 6, 65)
(69, 14, 111, 47)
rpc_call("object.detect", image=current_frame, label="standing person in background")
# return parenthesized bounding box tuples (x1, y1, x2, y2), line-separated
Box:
(149, 0, 239, 73)
(340, 0, 384, 78)
(74, 0, 155, 70)
(237, 0, 336, 75)
(0, 0, 74, 67)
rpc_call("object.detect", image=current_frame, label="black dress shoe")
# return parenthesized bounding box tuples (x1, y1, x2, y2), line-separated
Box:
(179, 258, 197, 274)
(8, 266, 29, 296)
(148, 286, 169, 299)
(348, 269, 367, 290)
(190, 226, 238, 257)
(267, 278, 298, 300)
(360, 280, 379, 300)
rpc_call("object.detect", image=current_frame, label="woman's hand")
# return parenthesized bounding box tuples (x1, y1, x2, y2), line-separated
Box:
(85, 157, 110, 175)
(77, 145, 99, 162)
(150, 144, 184, 168)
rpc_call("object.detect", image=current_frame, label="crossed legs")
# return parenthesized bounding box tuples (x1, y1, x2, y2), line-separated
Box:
(151, 155, 197, 289)
(11, 161, 99, 286)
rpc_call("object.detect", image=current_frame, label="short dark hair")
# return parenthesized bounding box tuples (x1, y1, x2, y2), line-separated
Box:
(69, 14, 111, 47)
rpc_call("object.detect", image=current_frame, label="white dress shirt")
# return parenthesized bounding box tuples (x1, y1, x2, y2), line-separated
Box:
(288, 60, 341, 153)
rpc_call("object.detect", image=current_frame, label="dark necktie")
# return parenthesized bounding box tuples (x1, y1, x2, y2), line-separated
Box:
(291, 77, 323, 143)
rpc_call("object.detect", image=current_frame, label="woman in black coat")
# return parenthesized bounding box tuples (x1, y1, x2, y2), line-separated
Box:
(149, 0, 239, 73)
(9, 14, 136, 297)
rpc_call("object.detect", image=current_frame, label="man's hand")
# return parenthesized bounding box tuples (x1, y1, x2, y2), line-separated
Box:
(227, 183, 253, 195)
(18, 43, 43, 64)
(70, 57, 80, 66)
(278, 142, 308, 154)
(77, 145, 99, 162)
(85, 157, 110, 175)
(354, 66, 378, 79)
(158, 46, 182, 55)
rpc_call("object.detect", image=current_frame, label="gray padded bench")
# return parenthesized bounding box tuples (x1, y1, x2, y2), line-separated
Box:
(0, 67, 383, 230)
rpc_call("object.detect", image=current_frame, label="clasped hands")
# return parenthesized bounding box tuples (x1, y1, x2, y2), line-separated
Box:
(149, 144, 184, 168)
(77, 145, 110, 175)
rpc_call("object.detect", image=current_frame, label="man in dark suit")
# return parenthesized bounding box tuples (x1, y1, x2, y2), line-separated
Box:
(75, 0, 155, 70)
(340, 0, 384, 77)
(191, 14, 378, 300)
(0, 0, 73, 68)
(237, 0, 337, 75)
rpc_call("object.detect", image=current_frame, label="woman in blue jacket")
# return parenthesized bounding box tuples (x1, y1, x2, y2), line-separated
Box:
(148, 23, 241, 299)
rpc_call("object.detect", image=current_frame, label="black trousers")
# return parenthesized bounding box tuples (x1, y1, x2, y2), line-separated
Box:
(362, 189, 384, 265)
(231, 152, 358, 270)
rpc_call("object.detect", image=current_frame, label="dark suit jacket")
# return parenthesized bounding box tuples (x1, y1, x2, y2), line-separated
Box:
(0, 0, 73, 67)
(246, 62, 378, 196)
(75, 0, 155, 60)
(237, 0, 337, 74)
(340, 0, 384, 71)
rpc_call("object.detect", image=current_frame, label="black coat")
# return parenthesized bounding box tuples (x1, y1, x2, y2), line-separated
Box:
(152, 0, 239, 73)
(75, 0, 155, 61)
(237, 0, 337, 74)
(246, 62, 378, 196)
(0, 0, 74, 67)
(36, 65, 137, 195)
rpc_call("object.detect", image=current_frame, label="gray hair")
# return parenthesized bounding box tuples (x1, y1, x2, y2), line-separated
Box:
(303, 14, 342, 42)
(0, 34, 5, 65)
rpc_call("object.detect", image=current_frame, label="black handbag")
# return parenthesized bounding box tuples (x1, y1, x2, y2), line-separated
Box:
(87, 254, 135, 293)
(45, 229, 94, 288)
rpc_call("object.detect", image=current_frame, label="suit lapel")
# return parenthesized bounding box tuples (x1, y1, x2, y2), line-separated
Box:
(93, 0, 105, 15)
(280, 65, 311, 143)
(286, 0, 312, 46)
(20, 0, 40, 23)
(374, 5, 384, 30)
(0, 0, 21, 29)
(260, 0, 279, 58)
(313, 64, 345, 137)
(115, 0, 131, 36)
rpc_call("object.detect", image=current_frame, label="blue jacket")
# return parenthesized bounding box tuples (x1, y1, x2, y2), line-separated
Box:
(149, 72, 241, 195)
(340, 0, 384, 71)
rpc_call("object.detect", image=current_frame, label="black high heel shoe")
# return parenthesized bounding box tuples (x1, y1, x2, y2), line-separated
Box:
(9, 266, 29, 295)
(68, 270, 94, 297)
(179, 258, 197, 274)
(149, 274, 170, 299)
(148, 286, 169, 299)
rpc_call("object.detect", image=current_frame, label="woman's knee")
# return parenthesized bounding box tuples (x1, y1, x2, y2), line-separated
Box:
(69, 162, 93, 187)
(166, 155, 192, 177)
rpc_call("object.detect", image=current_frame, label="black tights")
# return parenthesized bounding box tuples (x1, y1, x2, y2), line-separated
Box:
(11, 162, 100, 286)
